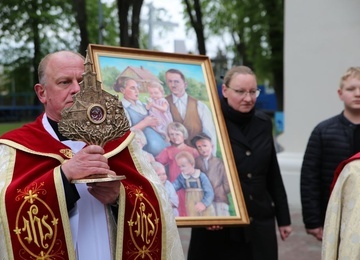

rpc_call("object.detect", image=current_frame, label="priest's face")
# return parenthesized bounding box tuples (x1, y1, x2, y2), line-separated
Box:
(35, 51, 84, 122)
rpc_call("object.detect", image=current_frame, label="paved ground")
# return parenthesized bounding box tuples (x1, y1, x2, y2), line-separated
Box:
(178, 205, 322, 259)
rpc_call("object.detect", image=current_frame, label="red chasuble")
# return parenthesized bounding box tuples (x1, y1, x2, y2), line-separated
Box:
(330, 152, 360, 193)
(0, 115, 164, 260)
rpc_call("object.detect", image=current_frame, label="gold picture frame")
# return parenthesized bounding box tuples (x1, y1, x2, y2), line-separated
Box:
(88, 44, 249, 227)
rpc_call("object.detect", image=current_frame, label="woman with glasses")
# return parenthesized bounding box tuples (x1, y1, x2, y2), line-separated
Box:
(187, 66, 292, 260)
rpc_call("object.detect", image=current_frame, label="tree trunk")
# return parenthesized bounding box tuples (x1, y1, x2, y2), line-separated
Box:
(73, 0, 90, 56)
(130, 0, 143, 48)
(184, 0, 207, 55)
(117, 0, 130, 46)
(233, 33, 254, 69)
(116, 0, 143, 48)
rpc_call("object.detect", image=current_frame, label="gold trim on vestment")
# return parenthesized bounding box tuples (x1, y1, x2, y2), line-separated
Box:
(116, 183, 126, 260)
(104, 132, 135, 159)
(127, 142, 168, 260)
(0, 146, 16, 259)
(54, 166, 76, 259)
(0, 139, 66, 163)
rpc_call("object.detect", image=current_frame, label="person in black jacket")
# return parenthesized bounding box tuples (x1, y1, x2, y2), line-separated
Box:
(187, 66, 292, 260)
(301, 67, 360, 241)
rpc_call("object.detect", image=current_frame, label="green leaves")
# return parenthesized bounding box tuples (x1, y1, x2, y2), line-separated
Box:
(181, 0, 284, 109)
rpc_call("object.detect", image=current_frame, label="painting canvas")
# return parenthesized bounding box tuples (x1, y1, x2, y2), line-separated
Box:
(88, 44, 249, 227)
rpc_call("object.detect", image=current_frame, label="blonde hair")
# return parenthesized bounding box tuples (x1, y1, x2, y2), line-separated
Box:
(167, 122, 189, 139)
(148, 81, 165, 94)
(175, 151, 195, 166)
(223, 66, 255, 87)
(340, 67, 360, 88)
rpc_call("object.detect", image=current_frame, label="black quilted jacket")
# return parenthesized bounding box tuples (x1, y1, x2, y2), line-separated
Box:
(301, 112, 358, 229)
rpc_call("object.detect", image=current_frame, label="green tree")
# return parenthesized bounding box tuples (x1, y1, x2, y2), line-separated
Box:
(101, 66, 121, 92)
(73, 0, 119, 55)
(182, 0, 284, 110)
(0, 0, 79, 102)
(0, 0, 120, 102)
(98, 1, 119, 46)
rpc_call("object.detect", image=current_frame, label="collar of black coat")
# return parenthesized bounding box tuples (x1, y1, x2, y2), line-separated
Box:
(220, 97, 255, 125)
(340, 111, 360, 127)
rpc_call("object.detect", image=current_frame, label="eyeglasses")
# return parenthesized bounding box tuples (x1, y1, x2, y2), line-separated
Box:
(226, 86, 261, 98)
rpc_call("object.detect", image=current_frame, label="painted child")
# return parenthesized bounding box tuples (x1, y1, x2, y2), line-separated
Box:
(132, 128, 155, 163)
(172, 151, 215, 217)
(146, 81, 173, 139)
(191, 133, 231, 216)
(151, 161, 179, 217)
(155, 122, 199, 216)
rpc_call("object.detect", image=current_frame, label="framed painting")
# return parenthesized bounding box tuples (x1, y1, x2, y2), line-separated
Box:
(88, 43, 249, 227)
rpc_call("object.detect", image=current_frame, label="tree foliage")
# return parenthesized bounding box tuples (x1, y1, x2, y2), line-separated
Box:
(73, 0, 119, 55)
(0, 0, 79, 93)
(101, 66, 121, 92)
(0, 0, 284, 110)
(0, 0, 121, 96)
(181, 0, 284, 110)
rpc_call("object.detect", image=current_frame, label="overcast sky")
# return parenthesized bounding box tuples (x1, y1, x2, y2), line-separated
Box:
(142, 0, 196, 53)
(101, 0, 228, 57)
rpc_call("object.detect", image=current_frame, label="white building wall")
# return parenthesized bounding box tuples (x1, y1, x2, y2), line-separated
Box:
(279, 0, 360, 206)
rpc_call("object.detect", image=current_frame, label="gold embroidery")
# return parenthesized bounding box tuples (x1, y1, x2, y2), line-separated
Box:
(20, 204, 54, 248)
(126, 186, 159, 259)
(60, 149, 73, 159)
(14, 182, 62, 259)
(134, 202, 155, 244)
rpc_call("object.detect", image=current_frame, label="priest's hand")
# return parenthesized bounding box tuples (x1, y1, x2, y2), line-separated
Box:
(87, 179, 120, 205)
(62, 145, 116, 181)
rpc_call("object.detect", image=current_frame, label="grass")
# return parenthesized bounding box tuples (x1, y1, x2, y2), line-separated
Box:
(0, 122, 28, 136)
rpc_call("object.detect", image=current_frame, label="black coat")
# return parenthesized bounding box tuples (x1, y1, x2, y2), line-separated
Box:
(188, 99, 291, 260)
(301, 112, 359, 229)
